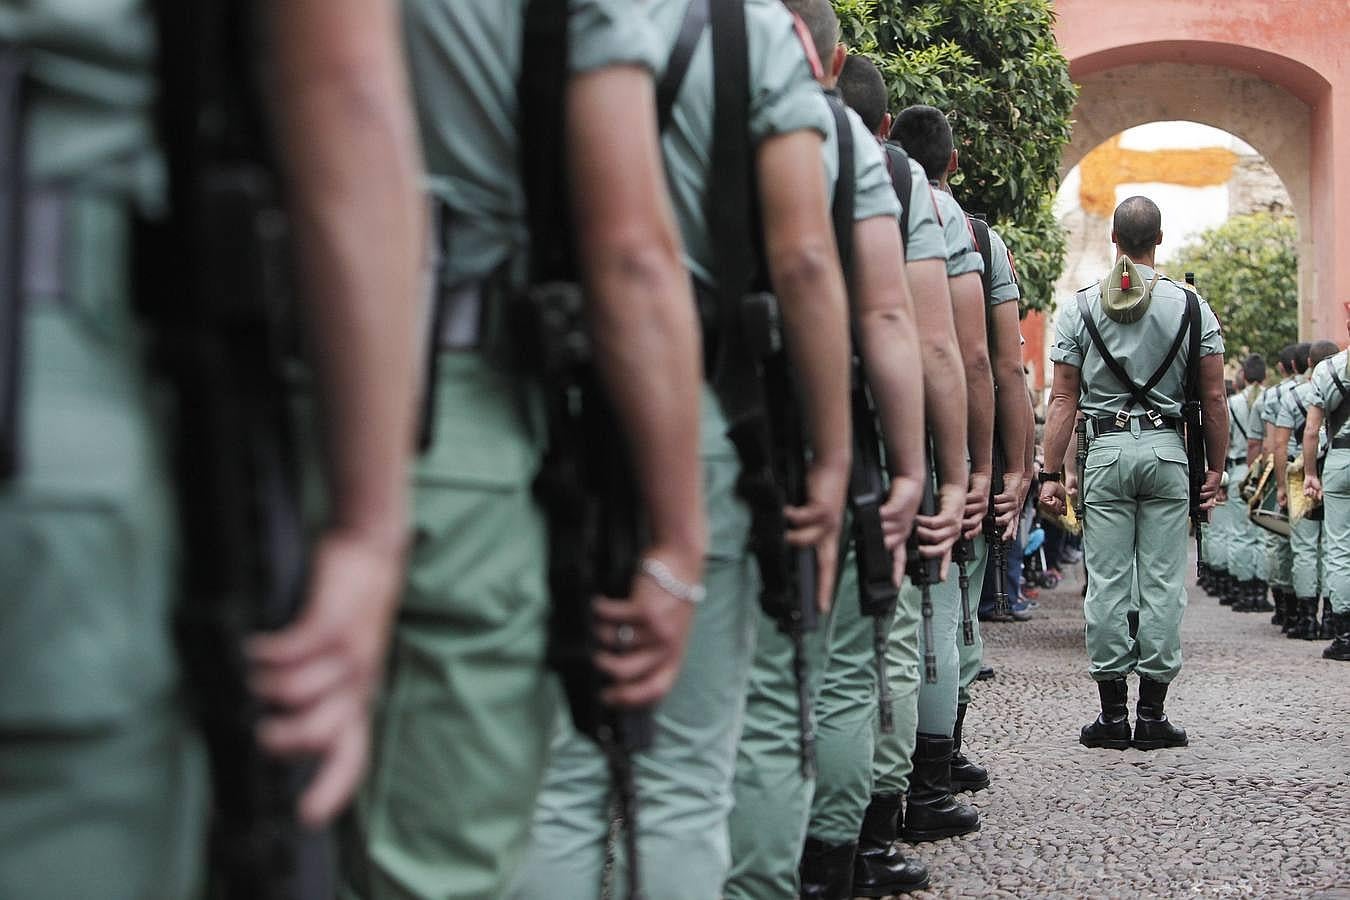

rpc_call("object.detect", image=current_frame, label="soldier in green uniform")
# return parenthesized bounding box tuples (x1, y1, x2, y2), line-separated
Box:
(0, 1, 426, 896)
(1219, 356, 1269, 614)
(342, 3, 712, 898)
(1040, 196, 1226, 752)
(1258, 345, 1307, 616)
(1273, 340, 1340, 638)
(836, 54, 968, 899)
(1201, 370, 1242, 593)
(513, 1, 855, 897)
(1302, 343, 1350, 661)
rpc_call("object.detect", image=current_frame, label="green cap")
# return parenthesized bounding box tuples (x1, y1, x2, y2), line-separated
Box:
(1098, 257, 1159, 324)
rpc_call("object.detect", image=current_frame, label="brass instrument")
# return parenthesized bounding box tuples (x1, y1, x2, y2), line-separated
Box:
(1241, 452, 1270, 502)
(1287, 455, 1323, 525)
(1248, 454, 1291, 536)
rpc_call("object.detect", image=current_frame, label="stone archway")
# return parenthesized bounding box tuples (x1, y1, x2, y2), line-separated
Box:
(1053, 2, 1349, 341)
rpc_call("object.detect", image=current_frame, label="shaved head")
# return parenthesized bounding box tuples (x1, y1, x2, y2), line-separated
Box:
(838, 55, 888, 134)
(781, 0, 839, 70)
(891, 104, 953, 181)
(1310, 340, 1341, 368)
(1112, 196, 1162, 257)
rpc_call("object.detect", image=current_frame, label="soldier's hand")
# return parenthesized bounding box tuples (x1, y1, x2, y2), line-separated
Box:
(1276, 484, 1288, 509)
(1306, 474, 1324, 503)
(910, 483, 964, 578)
(963, 471, 992, 540)
(993, 471, 1026, 541)
(880, 474, 923, 584)
(593, 550, 701, 709)
(1200, 469, 1224, 510)
(786, 459, 849, 612)
(248, 527, 407, 828)
(1039, 480, 1067, 515)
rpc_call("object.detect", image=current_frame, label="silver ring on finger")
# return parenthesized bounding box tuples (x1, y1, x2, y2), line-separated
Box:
(616, 624, 636, 650)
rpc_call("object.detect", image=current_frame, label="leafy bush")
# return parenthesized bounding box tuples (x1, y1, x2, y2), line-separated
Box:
(835, 0, 1077, 312)
(1171, 213, 1300, 363)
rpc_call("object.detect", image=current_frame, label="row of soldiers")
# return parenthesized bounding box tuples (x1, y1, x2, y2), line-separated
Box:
(0, 0, 1042, 898)
(1200, 341, 1350, 662)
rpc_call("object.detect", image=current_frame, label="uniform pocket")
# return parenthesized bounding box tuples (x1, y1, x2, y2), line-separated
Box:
(1322, 449, 1350, 495)
(1084, 445, 1122, 500)
(1150, 443, 1191, 500)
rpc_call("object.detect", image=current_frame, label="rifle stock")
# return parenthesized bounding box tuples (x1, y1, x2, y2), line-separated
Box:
(0, 45, 26, 481)
(906, 438, 941, 684)
(985, 445, 1011, 614)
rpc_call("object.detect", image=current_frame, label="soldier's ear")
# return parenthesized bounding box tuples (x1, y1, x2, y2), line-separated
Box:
(879, 112, 892, 141)
(830, 43, 846, 81)
(948, 149, 959, 175)
(1156, 230, 1164, 248)
(1110, 229, 1119, 247)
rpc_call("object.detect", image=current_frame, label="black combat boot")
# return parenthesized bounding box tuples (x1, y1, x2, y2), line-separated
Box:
(1230, 574, 1253, 611)
(1133, 677, 1188, 750)
(1319, 597, 1336, 639)
(950, 703, 990, 793)
(1269, 582, 1284, 626)
(1296, 597, 1322, 640)
(852, 793, 931, 897)
(1322, 611, 1350, 661)
(901, 734, 980, 842)
(1248, 580, 1274, 612)
(799, 837, 857, 900)
(1216, 570, 1234, 604)
(1282, 590, 1302, 636)
(1079, 677, 1131, 750)
(1197, 561, 1211, 592)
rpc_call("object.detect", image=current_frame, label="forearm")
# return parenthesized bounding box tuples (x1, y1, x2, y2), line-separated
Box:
(1201, 394, 1229, 474)
(1273, 428, 1290, 487)
(1247, 439, 1262, 466)
(1304, 408, 1324, 475)
(271, 0, 423, 544)
(908, 260, 967, 491)
(1025, 394, 1037, 475)
(1043, 396, 1077, 477)
(994, 357, 1029, 477)
(949, 274, 993, 475)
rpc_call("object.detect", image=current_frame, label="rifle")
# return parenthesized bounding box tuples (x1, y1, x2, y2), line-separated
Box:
(952, 538, 975, 646)
(0, 45, 27, 480)
(984, 446, 1011, 615)
(906, 440, 941, 684)
(516, 0, 650, 895)
(1182, 273, 1208, 575)
(145, 3, 327, 897)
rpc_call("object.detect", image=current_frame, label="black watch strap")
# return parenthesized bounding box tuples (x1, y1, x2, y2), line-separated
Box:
(1039, 471, 1063, 484)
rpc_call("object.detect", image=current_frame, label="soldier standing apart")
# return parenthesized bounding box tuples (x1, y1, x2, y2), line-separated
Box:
(1274, 340, 1340, 638)
(835, 54, 968, 898)
(0, 0, 426, 896)
(342, 3, 709, 898)
(516, 0, 854, 896)
(1040, 196, 1226, 752)
(1302, 339, 1350, 661)
(1220, 355, 1269, 614)
(1258, 344, 1308, 616)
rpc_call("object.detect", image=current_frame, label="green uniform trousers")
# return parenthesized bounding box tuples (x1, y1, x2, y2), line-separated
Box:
(0, 194, 206, 899)
(913, 555, 968, 736)
(1320, 448, 1350, 614)
(1203, 497, 1229, 572)
(1266, 528, 1294, 590)
(957, 536, 991, 706)
(870, 572, 926, 795)
(805, 542, 885, 845)
(1289, 513, 1323, 599)
(1082, 428, 1189, 684)
(511, 453, 757, 900)
(340, 353, 555, 900)
(1224, 463, 1266, 582)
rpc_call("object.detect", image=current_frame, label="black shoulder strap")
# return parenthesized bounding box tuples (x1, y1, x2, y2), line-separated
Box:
(656, 0, 709, 134)
(881, 141, 912, 247)
(968, 215, 993, 305)
(1328, 365, 1350, 437)
(519, 0, 573, 282)
(824, 93, 855, 278)
(1228, 394, 1249, 440)
(1076, 287, 1195, 417)
(1180, 287, 1201, 402)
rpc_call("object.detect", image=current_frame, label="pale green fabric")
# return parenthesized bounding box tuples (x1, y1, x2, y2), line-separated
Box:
(1319, 449, 1350, 614)
(1308, 349, 1350, 440)
(929, 184, 983, 278)
(1266, 530, 1294, 590)
(914, 558, 963, 735)
(1203, 502, 1229, 572)
(1288, 515, 1323, 599)
(823, 103, 900, 223)
(1228, 388, 1257, 464)
(403, 0, 662, 288)
(894, 152, 945, 264)
(985, 226, 1020, 306)
(0, 6, 205, 887)
(654, 0, 831, 291)
(871, 574, 924, 793)
(1082, 429, 1189, 683)
(1275, 376, 1322, 457)
(339, 355, 555, 900)
(1259, 377, 1301, 460)
(510, 459, 757, 900)
(958, 535, 992, 705)
(1051, 266, 1223, 420)
(1246, 387, 1267, 441)
(1223, 462, 1265, 582)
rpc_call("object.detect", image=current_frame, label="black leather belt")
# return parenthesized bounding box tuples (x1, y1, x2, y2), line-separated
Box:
(1090, 413, 1182, 436)
(1333, 434, 1350, 451)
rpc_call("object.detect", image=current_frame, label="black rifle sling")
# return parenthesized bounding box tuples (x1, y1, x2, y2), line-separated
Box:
(1076, 286, 1194, 418)
(520, 0, 573, 283)
(1229, 394, 1248, 441)
(969, 215, 994, 309)
(657, 0, 709, 134)
(882, 142, 912, 247)
(1328, 367, 1350, 438)
(826, 94, 855, 275)
(0, 46, 27, 480)
(1181, 287, 1201, 401)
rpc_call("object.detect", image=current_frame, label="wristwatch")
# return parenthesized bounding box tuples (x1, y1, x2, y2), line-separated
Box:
(1038, 470, 1063, 485)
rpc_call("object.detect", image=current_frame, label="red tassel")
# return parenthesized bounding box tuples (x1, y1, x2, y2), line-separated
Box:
(1121, 268, 1131, 291)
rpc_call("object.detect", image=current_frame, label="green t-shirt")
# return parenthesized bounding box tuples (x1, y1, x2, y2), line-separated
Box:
(1309, 349, 1350, 442)
(404, 0, 663, 286)
(1226, 389, 1255, 462)
(1050, 266, 1224, 420)
(0, 0, 161, 206)
(648, 0, 830, 289)
(929, 183, 983, 279)
(1275, 377, 1323, 456)
(822, 102, 900, 225)
(984, 225, 1019, 307)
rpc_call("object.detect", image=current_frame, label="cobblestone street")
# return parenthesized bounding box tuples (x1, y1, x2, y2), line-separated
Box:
(904, 563, 1350, 899)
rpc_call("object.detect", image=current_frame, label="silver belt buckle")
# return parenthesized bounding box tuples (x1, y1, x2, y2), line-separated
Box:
(1146, 409, 1163, 428)
(1114, 409, 1129, 429)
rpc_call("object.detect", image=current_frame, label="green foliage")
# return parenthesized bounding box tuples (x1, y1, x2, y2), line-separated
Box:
(834, 0, 1077, 311)
(1171, 213, 1300, 363)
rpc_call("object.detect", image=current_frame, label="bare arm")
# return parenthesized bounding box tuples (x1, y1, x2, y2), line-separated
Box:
(905, 256, 966, 562)
(1273, 424, 1293, 504)
(1038, 362, 1081, 515)
(758, 130, 853, 606)
(851, 216, 925, 572)
(1199, 355, 1229, 476)
(949, 271, 994, 536)
(988, 301, 1029, 534)
(250, 0, 426, 828)
(1304, 405, 1325, 501)
(566, 66, 707, 705)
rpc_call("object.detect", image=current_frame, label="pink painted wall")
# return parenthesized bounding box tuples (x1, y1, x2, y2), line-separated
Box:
(1055, 0, 1350, 340)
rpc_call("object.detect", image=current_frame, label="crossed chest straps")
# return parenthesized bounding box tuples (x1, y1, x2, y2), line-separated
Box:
(1075, 285, 1201, 431)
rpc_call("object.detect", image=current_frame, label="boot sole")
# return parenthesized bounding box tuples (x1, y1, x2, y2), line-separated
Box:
(1323, 650, 1350, 661)
(1132, 739, 1188, 750)
(852, 874, 933, 897)
(952, 777, 990, 793)
(901, 822, 980, 843)
(1079, 736, 1131, 750)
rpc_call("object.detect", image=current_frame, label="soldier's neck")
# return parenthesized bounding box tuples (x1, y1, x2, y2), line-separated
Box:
(1118, 250, 1158, 270)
